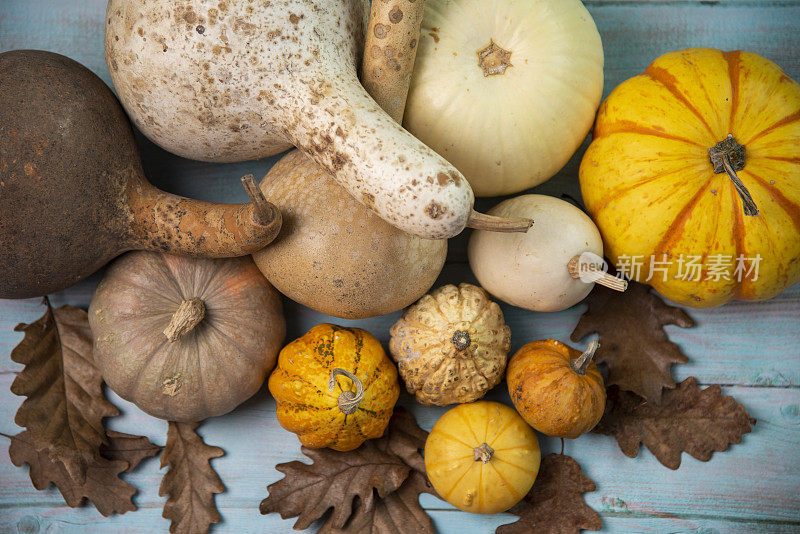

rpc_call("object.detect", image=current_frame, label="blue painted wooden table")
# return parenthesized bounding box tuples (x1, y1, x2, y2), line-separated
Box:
(1, 1, 799, 532)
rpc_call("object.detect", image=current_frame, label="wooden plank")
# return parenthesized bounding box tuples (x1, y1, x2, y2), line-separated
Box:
(1, 375, 798, 527)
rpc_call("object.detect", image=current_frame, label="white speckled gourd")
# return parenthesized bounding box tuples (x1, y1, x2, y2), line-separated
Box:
(389, 283, 511, 406)
(106, 0, 529, 239)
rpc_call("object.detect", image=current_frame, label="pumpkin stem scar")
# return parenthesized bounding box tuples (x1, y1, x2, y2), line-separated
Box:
(473, 442, 495, 463)
(708, 134, 759, 217)
(163, 298, 206, 342)
(451, 330, 471, 351)
(328, 368, 365, 415)
(570, 340, 599, 376)
(477, 39, 512, 77)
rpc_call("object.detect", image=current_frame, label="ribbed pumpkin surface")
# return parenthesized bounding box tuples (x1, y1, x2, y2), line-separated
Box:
(268, 324, 399, 452)
(424, 401, 540, 514)
(580, 48, 800, 307)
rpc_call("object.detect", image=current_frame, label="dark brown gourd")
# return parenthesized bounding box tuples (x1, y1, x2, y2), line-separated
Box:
(0, 50, 281, 299)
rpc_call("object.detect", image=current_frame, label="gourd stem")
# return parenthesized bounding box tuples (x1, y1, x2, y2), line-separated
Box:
(473, 442, 494, 463)
(163, 298, 206, 342)
(241, 174, 280, 226)
(328, 368, 365, 415)
(451, 330, 471, 351)
(567, 255, 628, 292)
(467, 210, 533, 233)
(707, 134, 759, 217)
(570, 340, 600, 376)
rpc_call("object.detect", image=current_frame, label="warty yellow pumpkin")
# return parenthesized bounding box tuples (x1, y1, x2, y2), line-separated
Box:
(580, 48, 800, 307)
(424, 401, 540, 514)
(268, 323, 400, 452)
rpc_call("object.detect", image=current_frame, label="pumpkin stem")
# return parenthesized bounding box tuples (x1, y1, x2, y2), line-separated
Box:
(477, 40, 513, 77)
(163, 298, 206, 342)
(708, 134, 759, 217)
(473, 442, 495, 463)
(467, 209, 533, 233)
(567, 255, 628, 292)
(451, 330, 471, 351)
(328, 368, 365, 415)
(241, 174, 281, 226)
(570, 340, 600, 376)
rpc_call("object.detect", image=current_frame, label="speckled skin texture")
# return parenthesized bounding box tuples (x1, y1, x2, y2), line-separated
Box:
(389, 283, 511, 406)
(0, 50, 280, 299)
(106, 0, 475, 239)
(507, 339, 606, 439)
(268, 323, 400, 451)
(252, 150, 446, 319)
(89, 252, 286, 422)
(469, 195, 602, 312)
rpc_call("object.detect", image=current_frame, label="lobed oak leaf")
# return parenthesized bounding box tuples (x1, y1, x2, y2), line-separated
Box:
(8, 430, 136, 517)
(319, 470, 437, 534)
(260, 442, 411, 530)
(159, 421, 225, 534)
(595, 378, 755, 470)
(571, 280, 694, 405)
(497, 454, 601, 534)
(10, 300, 119, 483)
(101, 430, 161, 473)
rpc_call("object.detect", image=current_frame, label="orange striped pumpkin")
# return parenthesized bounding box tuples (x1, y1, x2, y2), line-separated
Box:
(268, 323, 400, 451)
(580, 48, 800, 308)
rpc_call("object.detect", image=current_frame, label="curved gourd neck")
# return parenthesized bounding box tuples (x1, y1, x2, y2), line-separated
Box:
(123, 174, 281, 256)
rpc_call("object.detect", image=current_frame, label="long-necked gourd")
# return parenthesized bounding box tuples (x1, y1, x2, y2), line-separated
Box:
(0, 50, 281, 299)
(251, 0, 447, 318)
(105, 0, 531, 239)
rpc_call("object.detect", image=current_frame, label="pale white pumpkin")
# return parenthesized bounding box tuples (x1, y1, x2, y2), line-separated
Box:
(468, 195, 603, 311)
(404, 0, 604, 197)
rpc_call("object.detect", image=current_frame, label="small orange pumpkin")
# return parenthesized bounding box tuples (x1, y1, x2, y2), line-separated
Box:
(268, 323, 400, 451)
(507, 339, 606, 439)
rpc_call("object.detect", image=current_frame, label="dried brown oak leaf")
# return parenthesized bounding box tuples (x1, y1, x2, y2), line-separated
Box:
(571, 280, 694, 405)
(160, 421, 225, 534)
(319, 470, 437, 534)
(497, 454, 601, 534)
(10, 300, 119, 483)
(102, 430, 162, 473)
(261, 407, 435, 532)
(595, 378, 755, 470)
(8, 430, 136, 516)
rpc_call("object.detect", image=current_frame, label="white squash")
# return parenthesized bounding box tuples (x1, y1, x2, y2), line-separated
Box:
(404, 0, 604, 197)
(469, 195, 624, 312)
(105, 0, 530, 239)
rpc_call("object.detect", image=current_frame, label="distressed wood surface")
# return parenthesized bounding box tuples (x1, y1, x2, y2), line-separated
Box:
(1, 0, 799, 533)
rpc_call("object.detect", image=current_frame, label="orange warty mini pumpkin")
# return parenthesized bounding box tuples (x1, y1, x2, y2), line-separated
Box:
(268, 323, 400, 452)
(507, 339, 606, 439)
(580, 48, 800, 308)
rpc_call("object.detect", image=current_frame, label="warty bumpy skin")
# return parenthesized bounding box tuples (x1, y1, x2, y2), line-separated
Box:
(106, 0, 475, 239)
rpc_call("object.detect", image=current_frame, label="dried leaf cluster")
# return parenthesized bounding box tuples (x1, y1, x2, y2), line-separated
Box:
(572, 281, 754, 468)
(260, 408, 437, 533)
(5, 300, 227, 534)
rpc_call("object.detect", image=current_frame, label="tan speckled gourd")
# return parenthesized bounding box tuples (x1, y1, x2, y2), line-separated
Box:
(389, 284, 511, 406)
(251, 0, 446, 319)
(105, 0, 531, 239)
(89, 252, 285, 422)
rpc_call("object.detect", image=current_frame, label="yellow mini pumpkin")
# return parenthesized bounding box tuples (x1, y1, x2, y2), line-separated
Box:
(268, 324, 400, 451)
(507, 340, 606, 439)
(580, 48, 800, 308)
(425, 401, 540, 514)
